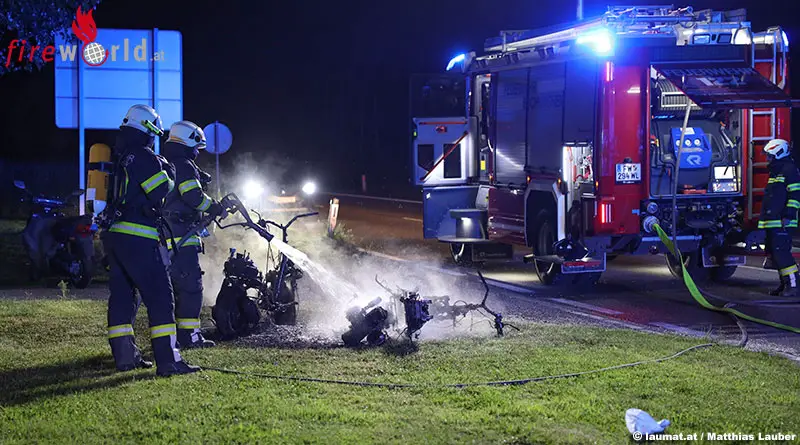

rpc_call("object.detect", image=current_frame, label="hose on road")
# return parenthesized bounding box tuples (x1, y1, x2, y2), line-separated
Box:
(653, 223, 800, 343)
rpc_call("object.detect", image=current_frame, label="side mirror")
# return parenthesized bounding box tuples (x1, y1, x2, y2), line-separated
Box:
(72, 189, 85, 197)
(13, 180, 25, 190)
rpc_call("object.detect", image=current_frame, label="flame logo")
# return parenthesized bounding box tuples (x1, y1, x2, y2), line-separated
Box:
(71, 7, 98, 44)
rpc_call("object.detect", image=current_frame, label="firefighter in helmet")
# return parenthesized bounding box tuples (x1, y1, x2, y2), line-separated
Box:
(162, 120, 226, 348)
(759, 138, 800, 297)
(105, 104, 200, 376)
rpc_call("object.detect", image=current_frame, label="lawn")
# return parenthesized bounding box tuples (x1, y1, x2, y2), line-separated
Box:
(0, 299, 798, 444)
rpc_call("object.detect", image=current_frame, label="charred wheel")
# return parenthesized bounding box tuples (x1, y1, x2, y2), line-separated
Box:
(265, 270, 298, 326)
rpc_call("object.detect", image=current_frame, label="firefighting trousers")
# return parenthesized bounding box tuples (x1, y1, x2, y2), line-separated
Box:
(169, 246, 205, 345)
(106, 232, 183, 369)
(766, 228, 798, 279)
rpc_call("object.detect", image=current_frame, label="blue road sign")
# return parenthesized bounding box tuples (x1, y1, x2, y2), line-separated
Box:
(54, 28, 182, 214)
(204, 122, 233, 155)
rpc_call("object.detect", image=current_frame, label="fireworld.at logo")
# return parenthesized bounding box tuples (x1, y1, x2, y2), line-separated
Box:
(5, 6, 166, 68)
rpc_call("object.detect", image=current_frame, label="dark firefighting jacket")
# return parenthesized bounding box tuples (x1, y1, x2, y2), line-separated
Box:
(758, 157, 800, 230)
(108, 127, 175, 241)
(162, 141, 215, 249)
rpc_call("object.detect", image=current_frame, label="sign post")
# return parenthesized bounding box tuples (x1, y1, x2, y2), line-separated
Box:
(203, 121, 233, 200)
(328, 198, 340, 238)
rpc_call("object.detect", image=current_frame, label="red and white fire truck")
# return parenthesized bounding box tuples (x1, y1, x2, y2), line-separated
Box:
(411, 5, 799, 286)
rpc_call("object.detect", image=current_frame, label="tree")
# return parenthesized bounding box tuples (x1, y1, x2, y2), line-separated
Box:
(0, 0, 102, 75)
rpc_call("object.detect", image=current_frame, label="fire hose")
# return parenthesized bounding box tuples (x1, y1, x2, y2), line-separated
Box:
(666, 103, 800, 342)
(654, 223, 800, 337)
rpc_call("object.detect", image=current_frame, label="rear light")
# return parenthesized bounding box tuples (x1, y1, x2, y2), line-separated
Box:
(605, 61, 614, 82)
(77, 223, 97, 234)
(600, 203, 612, 224)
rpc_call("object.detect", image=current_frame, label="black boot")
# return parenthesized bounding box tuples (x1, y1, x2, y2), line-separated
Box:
(779, 273, 800, 298)
(152, 334, 201, 377)
(770, 279, 786, 296)
(177, 329, 216, 349)
(157, 360, 202, 377)
(109, 336, 153, 371)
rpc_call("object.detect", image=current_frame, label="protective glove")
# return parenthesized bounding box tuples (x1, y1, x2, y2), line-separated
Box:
(625, 409, 670, 437)
(207, 201, 227, 220)
(198, 170, 212, 185)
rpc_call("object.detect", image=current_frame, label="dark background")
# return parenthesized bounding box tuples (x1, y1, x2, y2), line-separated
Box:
(1, 0, 799, 202)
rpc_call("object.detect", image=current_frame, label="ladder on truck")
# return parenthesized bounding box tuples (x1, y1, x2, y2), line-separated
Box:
(483, 5, 746, 54)
(747, 27, 789, 221)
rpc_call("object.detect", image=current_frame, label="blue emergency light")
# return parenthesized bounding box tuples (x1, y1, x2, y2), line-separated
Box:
(576, 28, 614, 55)
(671, 127, 712, 169)
(446, 53, 466, 71)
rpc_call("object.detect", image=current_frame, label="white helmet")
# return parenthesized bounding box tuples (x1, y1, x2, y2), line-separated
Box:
(167, 120, 207, 149)
(764, 139, 791, 160)
(121, 104, 164, 136)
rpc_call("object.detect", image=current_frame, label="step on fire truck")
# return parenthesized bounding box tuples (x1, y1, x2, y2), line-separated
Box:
(410, 5, 799, 286)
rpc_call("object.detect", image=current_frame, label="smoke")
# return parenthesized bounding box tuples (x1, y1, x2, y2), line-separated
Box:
(198, 198, 504, 342)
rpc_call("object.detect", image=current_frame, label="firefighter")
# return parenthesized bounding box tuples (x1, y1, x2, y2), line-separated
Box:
(105, 104, 200, 377)
(162, 120, 225, 348)
(759, 139, 800, 297)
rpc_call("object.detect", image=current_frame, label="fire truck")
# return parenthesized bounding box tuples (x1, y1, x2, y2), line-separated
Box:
(411, 5, 799, 286)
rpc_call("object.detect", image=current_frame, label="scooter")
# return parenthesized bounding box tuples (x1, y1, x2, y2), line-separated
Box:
(170, 193, 317, 337)
(14, 180, 97, 288)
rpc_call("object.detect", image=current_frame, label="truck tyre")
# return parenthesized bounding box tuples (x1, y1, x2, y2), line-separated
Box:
(665, 251, 710, 282)
(532, 210, 565, 285)
(710, 266, 737, 282)
(450, 243, 475, 267)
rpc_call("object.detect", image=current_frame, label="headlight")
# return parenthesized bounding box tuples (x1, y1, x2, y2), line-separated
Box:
(243, 180, 264, 199)
(302, 181, 316, 195)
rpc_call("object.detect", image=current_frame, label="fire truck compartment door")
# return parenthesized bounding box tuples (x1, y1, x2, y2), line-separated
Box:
(413, 118, 473, 187)
(655, 67, 800, 109)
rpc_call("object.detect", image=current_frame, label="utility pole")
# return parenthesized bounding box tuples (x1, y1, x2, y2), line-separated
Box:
(577, 0, 584, 21)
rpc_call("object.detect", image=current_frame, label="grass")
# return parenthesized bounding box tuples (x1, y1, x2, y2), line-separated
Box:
(0, 220, 26, 234)
(0, 299, 798, 444)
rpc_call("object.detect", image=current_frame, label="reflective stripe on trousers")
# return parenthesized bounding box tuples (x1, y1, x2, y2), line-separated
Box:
(150, 323, 177, 339)
(176, 318, 201, 329)
(108, 324, 134, 339)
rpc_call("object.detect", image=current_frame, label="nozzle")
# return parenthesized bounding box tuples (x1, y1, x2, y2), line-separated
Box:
(363, 297, 382, 310)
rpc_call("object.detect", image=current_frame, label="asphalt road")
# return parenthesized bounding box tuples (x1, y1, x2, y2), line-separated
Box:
(319, 192, 800, 359)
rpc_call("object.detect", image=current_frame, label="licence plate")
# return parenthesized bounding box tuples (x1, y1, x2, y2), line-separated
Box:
(615, 163, 641, 184)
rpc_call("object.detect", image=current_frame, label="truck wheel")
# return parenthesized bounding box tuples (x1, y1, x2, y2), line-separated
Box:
(665, 251, 709, 282)
(450, 243, 477, 267)
(710, 266, 737, 282)
(532, 210, 565, 285)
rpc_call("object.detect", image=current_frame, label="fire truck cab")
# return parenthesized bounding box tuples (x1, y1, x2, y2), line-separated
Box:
(411, 5, 799, 286)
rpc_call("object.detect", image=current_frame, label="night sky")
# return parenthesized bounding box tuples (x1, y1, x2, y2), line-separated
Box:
(2, 0, 800, 196)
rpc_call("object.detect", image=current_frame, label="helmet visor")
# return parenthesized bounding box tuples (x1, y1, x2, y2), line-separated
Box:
(143, 119, 164, 137)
